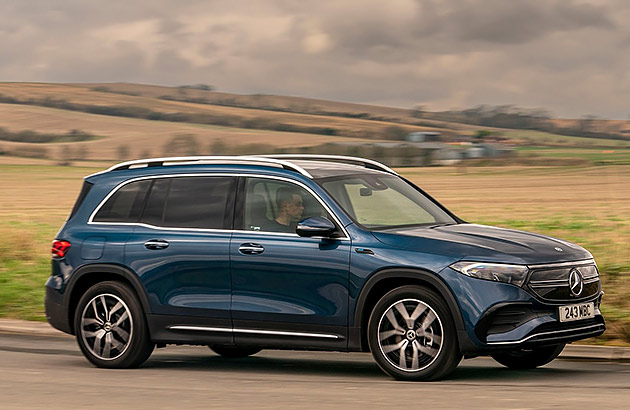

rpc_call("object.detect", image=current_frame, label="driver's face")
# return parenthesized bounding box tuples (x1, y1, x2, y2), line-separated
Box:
(287, 194, 304, 219)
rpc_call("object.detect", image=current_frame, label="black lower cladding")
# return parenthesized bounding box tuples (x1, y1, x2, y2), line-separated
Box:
(475, 302, 605, 345)
(44, 286, 72, 334)
(475, 303, 553, 343)
(147, 314, 348, 351)
(520, 316, 606, 347)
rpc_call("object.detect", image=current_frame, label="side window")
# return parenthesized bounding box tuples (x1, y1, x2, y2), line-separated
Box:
(244, 178, 330, 233)
(141, 178, 169, 227)
(141, 176, 235, 229)
(93, 180, 151, 223)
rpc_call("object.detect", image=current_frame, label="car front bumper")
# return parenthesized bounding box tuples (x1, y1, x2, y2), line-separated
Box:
(439, 267, 605, 353)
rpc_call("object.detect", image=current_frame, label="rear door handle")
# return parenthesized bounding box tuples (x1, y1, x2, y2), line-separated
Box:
(144, 240, 169, 250)
(238, 243, 264, 255)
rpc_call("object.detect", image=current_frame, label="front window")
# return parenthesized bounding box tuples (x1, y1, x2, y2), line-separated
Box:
(319, 174, 456, 230)
(243, 178, 332, 234)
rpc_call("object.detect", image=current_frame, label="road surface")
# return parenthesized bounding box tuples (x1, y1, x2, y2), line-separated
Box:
(0, 333, 627, 409)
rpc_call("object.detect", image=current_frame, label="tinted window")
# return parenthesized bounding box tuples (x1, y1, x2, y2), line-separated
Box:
(141, 177, 234, 229)
(93, 180, 151, 223)
(68, 181, 93, 220)
(244, 178, 330, 233)
(141, 178, 169, 227)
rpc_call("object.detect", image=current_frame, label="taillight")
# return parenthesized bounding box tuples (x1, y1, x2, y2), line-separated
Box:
(52, 240, 71, 258)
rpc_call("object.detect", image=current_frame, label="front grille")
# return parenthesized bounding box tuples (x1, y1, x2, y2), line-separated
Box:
(527, 261, 600, 302)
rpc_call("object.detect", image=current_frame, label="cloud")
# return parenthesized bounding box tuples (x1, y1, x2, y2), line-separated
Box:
(0, 0, 628, 118)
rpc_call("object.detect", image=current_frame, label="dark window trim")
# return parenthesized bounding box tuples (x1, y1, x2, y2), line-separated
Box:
(233, 176, 246, 231)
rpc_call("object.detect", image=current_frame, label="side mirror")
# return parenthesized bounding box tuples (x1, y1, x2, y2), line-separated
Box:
(296, 217, 337, 238)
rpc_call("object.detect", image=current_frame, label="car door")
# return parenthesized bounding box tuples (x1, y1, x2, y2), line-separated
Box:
(124, 175, 236, 342)
(230, 176, 351, 350)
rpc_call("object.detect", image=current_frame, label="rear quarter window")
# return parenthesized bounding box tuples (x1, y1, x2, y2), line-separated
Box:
(68, 181, 94, 220)
(92, 180, 151, 223)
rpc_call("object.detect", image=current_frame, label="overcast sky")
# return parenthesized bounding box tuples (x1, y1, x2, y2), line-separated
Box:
(1, 0, 629, 118)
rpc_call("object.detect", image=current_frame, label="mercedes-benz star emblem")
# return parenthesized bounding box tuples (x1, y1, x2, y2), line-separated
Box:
(569, 268, 583, 297)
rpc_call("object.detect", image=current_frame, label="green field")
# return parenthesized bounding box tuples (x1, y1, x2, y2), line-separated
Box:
(1, 161, 629, 345)
(505, 130, 630, 148)
(516, 146, 630, 165)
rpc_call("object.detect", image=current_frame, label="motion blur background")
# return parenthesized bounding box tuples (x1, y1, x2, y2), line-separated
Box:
(0, 0, 628, 344)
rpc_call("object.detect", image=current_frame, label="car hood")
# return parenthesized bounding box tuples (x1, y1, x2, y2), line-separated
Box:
(371, 223, 592, 265)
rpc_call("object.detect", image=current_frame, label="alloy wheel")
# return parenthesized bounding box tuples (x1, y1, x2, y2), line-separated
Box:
(377, 298, 444, 372)
(80, 293, 134, 361)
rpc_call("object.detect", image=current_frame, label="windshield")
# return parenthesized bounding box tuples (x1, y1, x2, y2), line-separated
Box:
(318, 174, 457, 230)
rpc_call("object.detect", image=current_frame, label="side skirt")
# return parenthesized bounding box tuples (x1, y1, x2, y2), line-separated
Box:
(147, 314, 348, 351)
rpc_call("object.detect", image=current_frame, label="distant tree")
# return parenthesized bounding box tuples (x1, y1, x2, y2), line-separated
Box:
(411, 105, 426, 118)
(383, 125, 407, 140)
(139, 149, 151, 159)
(371, 144, 385, 161)
(474, 130, 492, 144)
(578, 115, 598, 134)
(163, 134, 200, 156)
(191, 84, 213, 91)
(57, 146, 72, 166)
(75, 145, 89, 160)
(117, 144, 130, 160)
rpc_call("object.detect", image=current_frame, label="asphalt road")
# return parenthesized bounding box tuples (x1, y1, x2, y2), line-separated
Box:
(1, 333, 628, 410)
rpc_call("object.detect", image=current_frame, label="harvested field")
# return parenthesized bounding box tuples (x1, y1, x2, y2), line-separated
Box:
(0, 104, 372, 160)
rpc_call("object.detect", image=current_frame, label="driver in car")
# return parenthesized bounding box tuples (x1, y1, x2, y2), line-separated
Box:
(267, 187, 304, 233)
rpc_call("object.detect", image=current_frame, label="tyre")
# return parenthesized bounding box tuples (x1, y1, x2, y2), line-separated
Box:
(209, 346, 262, 358)
(491, 344, 565, 370)
(74, 281, 154, 368)
(367, 285, 461, 381)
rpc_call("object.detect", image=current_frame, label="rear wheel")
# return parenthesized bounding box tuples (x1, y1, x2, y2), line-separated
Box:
(74, 281, 154, 368)
(491, 344, 565, 369)
(367, 286, 461, 381)
(209, 346, 262, 358)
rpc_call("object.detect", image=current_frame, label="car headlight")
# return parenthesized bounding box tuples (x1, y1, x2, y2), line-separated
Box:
(450, 261, 528, 286)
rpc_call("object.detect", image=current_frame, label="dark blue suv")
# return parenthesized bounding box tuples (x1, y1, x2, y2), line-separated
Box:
(45, 155, 605, 380)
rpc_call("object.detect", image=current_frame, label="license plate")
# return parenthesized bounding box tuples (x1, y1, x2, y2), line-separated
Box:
(559, 302, 595, 323)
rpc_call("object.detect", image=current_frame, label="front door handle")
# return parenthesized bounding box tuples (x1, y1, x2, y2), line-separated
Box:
(238, 243, 264, 255)
(144, 240, 169, 250)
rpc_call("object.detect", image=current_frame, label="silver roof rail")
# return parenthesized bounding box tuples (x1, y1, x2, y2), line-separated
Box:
(86, 156, 313, 178)
(258, 154, 398, 175)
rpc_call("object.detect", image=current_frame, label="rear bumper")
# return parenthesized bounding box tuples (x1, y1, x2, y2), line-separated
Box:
(45, 279, 72, 335)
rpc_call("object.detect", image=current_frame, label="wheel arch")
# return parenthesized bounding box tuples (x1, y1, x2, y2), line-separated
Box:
(65, 263, 152, 335)
(351, 268, 467, 352)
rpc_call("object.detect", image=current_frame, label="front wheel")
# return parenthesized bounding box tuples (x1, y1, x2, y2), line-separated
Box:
(367, 286, 462, 381)
(491, 344, 565, 369)
(74, 281, 154, 368)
